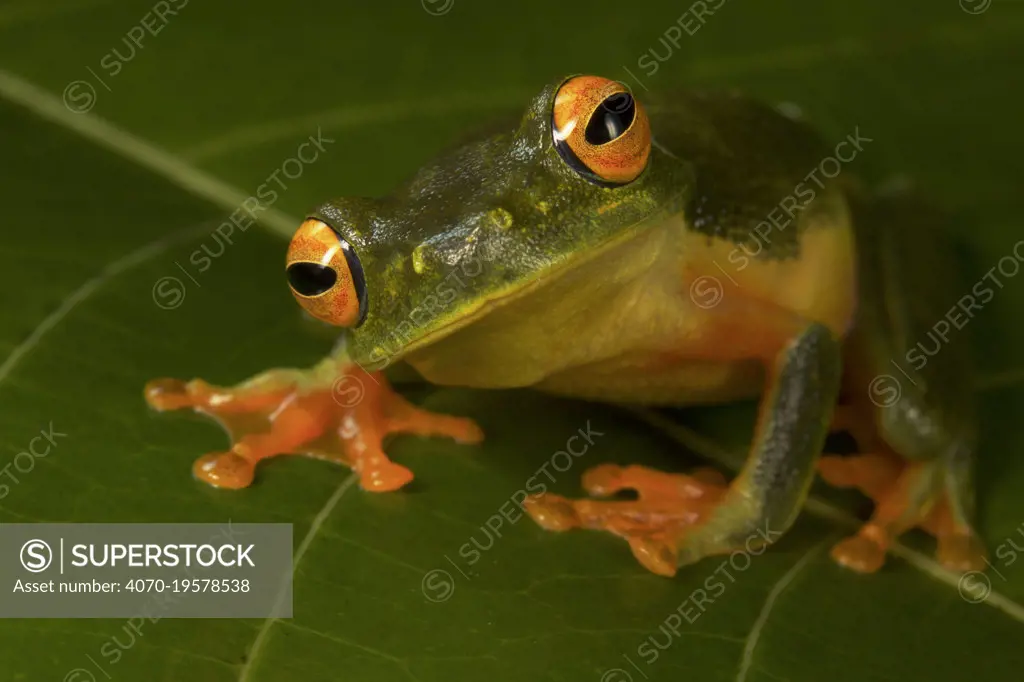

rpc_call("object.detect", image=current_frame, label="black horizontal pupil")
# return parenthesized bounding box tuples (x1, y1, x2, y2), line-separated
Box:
(287, 262, 337, 296)
(584, 93, 636, 145)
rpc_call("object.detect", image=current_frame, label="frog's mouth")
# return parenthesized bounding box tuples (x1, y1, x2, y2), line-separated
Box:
(347, 204, 677, 371)
(348, 275, 549, 372)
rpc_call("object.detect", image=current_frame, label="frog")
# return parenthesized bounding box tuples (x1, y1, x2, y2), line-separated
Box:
(145, 75, 987, 577)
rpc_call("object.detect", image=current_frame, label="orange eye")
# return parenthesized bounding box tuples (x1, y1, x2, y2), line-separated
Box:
(552, 75, 650, 185)
(286, 219, 367, 327)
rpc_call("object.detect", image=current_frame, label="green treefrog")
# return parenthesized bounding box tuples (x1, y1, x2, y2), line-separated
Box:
(145, 75, 986, 577)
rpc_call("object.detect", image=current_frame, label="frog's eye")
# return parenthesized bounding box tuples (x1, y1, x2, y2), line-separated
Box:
(286, 219, 368, 327)
(552, 75, 651, 185)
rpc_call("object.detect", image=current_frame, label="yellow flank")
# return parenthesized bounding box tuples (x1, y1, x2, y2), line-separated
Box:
(682, 216, 858, 338)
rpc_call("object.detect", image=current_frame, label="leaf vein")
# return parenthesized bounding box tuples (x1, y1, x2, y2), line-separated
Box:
(238, 472, 359, 681)
(735, 540, 828, 682)
(0, 221, 213, 389)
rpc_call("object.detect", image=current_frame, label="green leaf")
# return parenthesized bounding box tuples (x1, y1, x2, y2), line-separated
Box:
(2, 1, 1024, 680)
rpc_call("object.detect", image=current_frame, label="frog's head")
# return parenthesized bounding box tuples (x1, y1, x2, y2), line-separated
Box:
(286, 75, 691, 369)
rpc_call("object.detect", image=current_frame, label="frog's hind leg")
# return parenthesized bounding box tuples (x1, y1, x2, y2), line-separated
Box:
(819, 189, 987, 573)
(819, 436, 986, 573)
(934, 442, 988, 570)
(818, 452, 942, 573)
(145, 358, 483, 491)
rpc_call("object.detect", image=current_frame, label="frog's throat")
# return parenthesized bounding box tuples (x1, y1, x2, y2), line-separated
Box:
(372, 199, 682, 364)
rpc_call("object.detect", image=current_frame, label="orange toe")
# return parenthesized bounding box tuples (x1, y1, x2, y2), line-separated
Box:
(145, 378, 199, 411)
(521, 494, 581, 532)
(937, 532, 988, 573)
(193, 451, 255, 490)
(359, 461, 415, 492)
(581, 464, 629, 496)
(817, 452, 902, 497)
(830, 534, 887, 574)
(627, 535, 679, 577)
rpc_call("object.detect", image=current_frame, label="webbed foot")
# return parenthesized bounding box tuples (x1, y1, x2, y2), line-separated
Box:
(818, 452, 987, 573)
(523, 464, 727, 576)
(145, 362, 482, 491)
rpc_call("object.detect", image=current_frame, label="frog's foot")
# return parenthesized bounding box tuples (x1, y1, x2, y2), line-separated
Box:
(817, 453, 987, 573)
(523, 464, 727, 576)
(144, 365, 482, 492)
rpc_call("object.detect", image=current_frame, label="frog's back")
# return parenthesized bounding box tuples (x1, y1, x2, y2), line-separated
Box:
(649, 91, 839, 256)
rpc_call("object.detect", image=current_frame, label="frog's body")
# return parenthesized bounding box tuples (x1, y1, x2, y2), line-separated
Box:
(146, 76, 985, 576)
(407, 208, 846, 404)
(338, 92, 857, 407)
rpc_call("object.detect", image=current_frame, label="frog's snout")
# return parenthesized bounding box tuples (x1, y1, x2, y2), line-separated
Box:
(286, 218, 367, 327)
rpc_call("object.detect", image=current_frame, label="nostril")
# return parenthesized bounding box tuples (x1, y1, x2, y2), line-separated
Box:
(287, 262, 337, 296)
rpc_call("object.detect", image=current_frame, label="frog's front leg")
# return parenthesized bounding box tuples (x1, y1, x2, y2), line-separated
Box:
(524, 464, 729, 576)
(144, 356, 483, 491)
(525, 323, 842, 575)
(670, 322, 842, 567)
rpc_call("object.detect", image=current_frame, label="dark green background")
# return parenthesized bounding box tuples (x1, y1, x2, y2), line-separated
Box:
(1, 1, 1023, 680)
